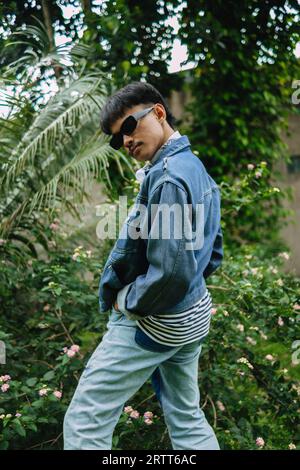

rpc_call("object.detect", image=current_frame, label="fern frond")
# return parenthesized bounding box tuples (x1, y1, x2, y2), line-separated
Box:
(2, 76, 107, 189)
(27, 137, 117, 215)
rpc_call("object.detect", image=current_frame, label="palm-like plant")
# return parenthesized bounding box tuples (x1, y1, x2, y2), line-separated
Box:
(0, 19, 133, 258)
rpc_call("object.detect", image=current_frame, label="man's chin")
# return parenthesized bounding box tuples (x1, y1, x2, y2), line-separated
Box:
(134, 152, 151, 162)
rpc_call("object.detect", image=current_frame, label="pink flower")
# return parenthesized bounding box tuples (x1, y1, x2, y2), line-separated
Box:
(66, 349, 76, 358)
(256, 437, 265, 448)
(255, 171, 262, 178)
(0, 375, 11, 382)
(211, 308, 217, 315)
(144, 418, 153, 425)
(293, 303, 300, 311)
(53, 391, 62, 399)
(49, 223, 59, 231)
(0, 239, 6, 246)
(278, 316, 284, 326)
(43, 304, 51, 312)
(130, 410, 140, 419)
(15, 413, 22, 418)
(63, 345, 80, 357)
(1, 384, 10, 392)
(143, 411, 154, 420)
(39, 388, 48, 396)
(247, 164, 255, 170)
(124, 406, 133, 414)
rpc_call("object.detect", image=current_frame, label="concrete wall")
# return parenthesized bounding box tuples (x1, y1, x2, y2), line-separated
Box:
(276, 114, 300, 275)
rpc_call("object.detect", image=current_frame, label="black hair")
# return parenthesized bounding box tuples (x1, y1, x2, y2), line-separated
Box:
(100, 81, 176, 135)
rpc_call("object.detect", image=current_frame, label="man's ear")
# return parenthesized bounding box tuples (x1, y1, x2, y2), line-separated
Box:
(154, 103, 166, 122)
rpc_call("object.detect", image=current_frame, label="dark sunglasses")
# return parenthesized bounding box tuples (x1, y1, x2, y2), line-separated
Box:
(109, 106, 155, 150)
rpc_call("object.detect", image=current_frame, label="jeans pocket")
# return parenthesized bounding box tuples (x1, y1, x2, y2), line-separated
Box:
(109, 307, 125, 322)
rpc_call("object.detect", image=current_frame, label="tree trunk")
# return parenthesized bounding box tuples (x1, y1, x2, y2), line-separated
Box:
(80, 0, 96, 34)
(41, 0, 62, 81)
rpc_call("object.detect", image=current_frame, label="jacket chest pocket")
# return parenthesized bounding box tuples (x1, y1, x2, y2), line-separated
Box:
(115, 203, 146, 254)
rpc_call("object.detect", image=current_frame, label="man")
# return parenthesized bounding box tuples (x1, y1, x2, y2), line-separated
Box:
(63, 81, 223, 450)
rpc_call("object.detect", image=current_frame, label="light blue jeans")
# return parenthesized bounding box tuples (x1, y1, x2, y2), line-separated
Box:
(63, 308, 220, 450)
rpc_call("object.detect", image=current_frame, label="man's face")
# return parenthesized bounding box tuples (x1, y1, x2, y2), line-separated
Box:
(110, 103, 167, 162)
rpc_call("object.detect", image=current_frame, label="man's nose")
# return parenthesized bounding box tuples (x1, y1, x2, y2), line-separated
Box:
(123, 134, 133, 149)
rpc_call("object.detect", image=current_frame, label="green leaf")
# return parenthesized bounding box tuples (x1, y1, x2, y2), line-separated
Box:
(0, 439, 9, 450)
(26, 377, 38, 387)
(13, 420, 26, 437)
(43, 370, 55, 381)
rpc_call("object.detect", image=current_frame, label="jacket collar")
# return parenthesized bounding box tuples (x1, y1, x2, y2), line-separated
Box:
(143, 135, 191, 177)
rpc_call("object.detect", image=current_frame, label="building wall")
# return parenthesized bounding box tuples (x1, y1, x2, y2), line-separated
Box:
(276, 114, 300, 275)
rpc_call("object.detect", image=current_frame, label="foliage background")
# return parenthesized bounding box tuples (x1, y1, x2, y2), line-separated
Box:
(0, 0, 300, 450)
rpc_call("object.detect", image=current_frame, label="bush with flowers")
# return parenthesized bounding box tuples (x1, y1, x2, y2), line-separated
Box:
(0, 162, 299, 450)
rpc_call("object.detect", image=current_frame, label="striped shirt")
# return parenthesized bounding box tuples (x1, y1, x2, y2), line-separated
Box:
(135, 289, 213, 347)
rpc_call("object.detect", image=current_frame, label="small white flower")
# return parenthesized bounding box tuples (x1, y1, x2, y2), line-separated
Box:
(260, 331, 268, 340)
(216, 400, 226, 411)
(265, 354, 275, 361)
(279, 252, 290, 260)
(278, 316, 284, 326)
(246, 336, 257, 346)
(237, 357, 254, 369)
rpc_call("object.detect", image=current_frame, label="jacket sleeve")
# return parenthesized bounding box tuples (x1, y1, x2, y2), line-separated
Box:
(203, 224, 223, 279)
(117, 181, 198, 318)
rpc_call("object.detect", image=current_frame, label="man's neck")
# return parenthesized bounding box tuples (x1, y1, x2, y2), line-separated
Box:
(149, 130, 181, 164)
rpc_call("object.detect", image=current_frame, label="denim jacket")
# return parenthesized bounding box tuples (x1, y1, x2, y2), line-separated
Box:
(98, 135, 223, 319)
